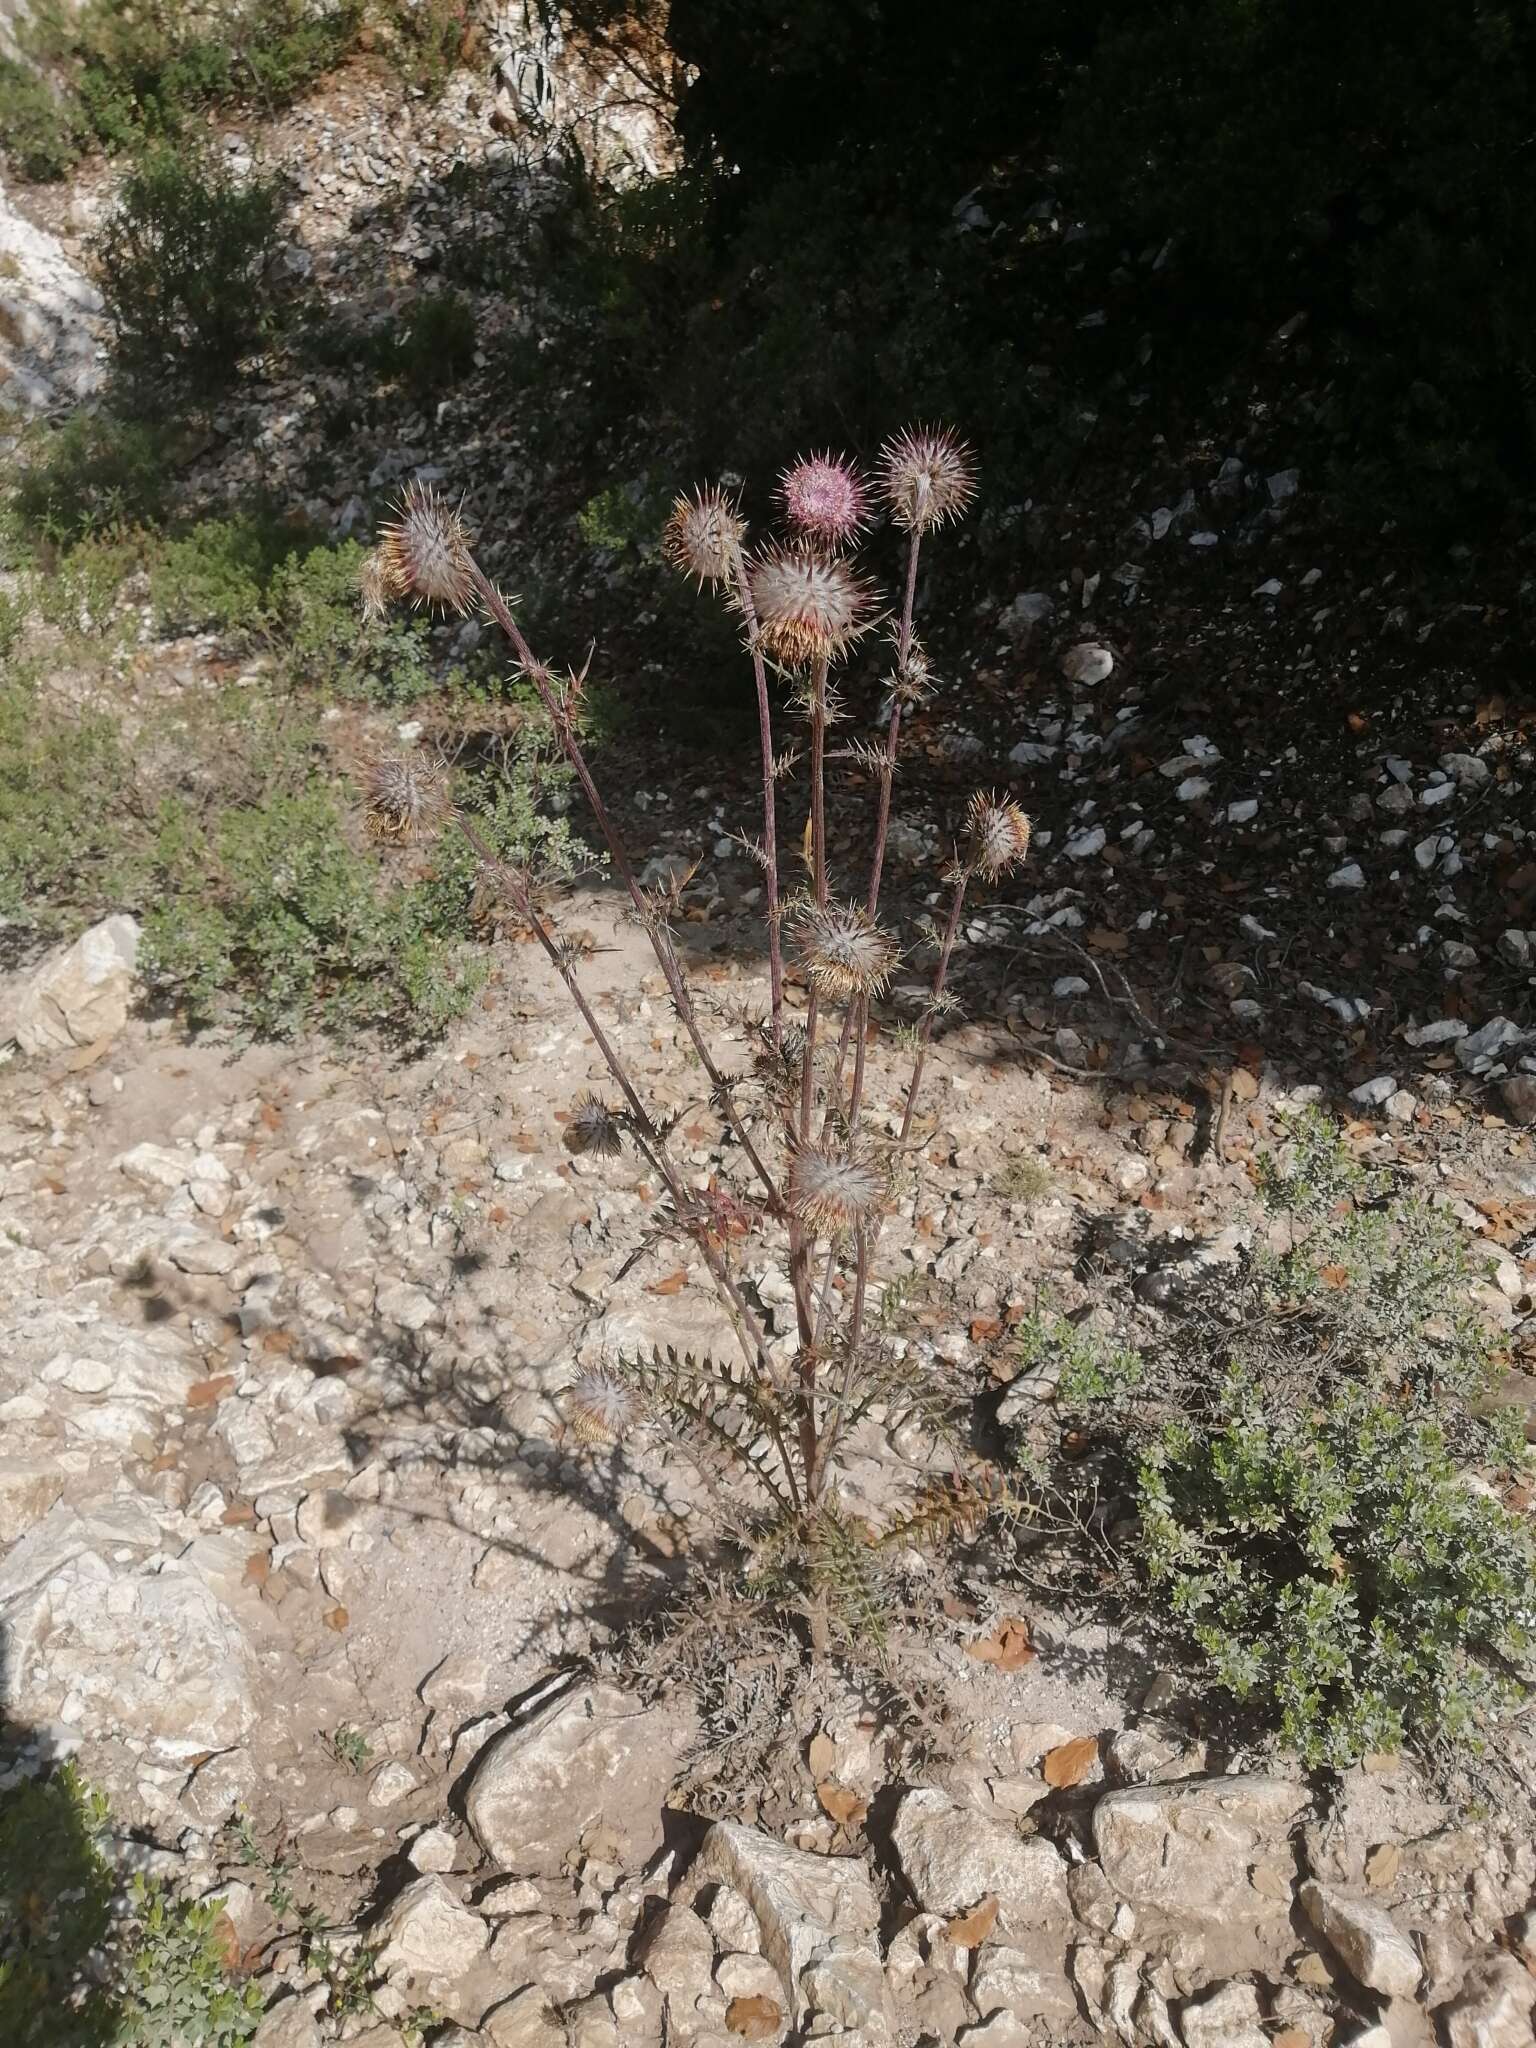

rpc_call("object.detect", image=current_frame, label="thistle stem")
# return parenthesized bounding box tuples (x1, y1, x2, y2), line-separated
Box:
(728, 537, 785, 1047)
(865, 529, 922, 921)
(899, 868, 970, 1148)
(468, 561, 781, 1213)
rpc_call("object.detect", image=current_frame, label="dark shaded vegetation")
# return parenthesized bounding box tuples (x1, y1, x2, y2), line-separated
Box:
(541, 0, 1536, 537)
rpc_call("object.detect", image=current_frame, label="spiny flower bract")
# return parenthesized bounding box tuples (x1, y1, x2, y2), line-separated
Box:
(796, 900, 900, 999)
(564, 1093, 625, 1158)
(788, 1144, 884, 1232)
(566, 1368, 639, 1445)
(378, 479, 476, 614)
(878, 425, 977, 534)
(746, 544, 878, 667)
(663, 486, 747, 589)
(965, 792, 1033, 878)
(359, 545, 403, 622)
(363, 753, 454, 845)
(778, 452, 868, 546)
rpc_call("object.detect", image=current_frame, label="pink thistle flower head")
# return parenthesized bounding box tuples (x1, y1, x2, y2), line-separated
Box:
(778, 452, 868, 546)
(878, 424, 977, 533)
(566, 1367, 640, 1445)
(965, 792, 1032, 879)
(663, 485, 746, 588)
(746, 544, 878, 667)
(378, 479, 476, 614)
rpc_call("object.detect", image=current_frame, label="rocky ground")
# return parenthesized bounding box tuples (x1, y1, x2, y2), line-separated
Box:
(3, 18, 1536, 2048)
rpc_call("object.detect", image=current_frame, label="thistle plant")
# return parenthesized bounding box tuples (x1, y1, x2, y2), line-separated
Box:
(361, 428, 1028, 1648)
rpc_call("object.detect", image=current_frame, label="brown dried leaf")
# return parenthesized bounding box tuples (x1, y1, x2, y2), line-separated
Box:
(945, 1894, 999, 1947)
(647, 1268, 689, 1297)
(186, 1374, 236, 1410)
(964, 1616, 1036, 1672)
(1364, 1842, 1402, 1889)
(1042, 1735, 1100, 1788)
(324, 1604, 349, 1632)
(726, 1993, 783, 2040)
(242, 1552, 270, 1589)
(807, 1732, 837, 1780)
(816, 1780, 868, 1827)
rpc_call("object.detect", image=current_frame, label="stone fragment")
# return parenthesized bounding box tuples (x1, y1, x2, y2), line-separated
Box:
(480, 1988, 566, 2048)
(375, 1875, 487, 1983)
(0, 1453, 66, 1546)
(464, 1683, 682, 1876)
(1442, 1954, 1536, 2048)
(1178, 1980, 1268, 2048)
(1298, 1881, 1420, 1998)
(1091, 1776, 1309, 1922)
(6, 914, 140, 1053)
(891, 1789, 1070, 1935)
(695, 1821, 890, 2040)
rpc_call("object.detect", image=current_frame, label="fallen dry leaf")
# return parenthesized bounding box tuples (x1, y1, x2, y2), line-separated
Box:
(807, 1732, 837, 1780)
(647, 1268, 689, 1296)
(726, 1994, 783, 2041)
(964, 1616, 1036, 1672)
(1364, 1842, 1402, 1889)
(242, 1553, 270, 1589)
(944, 1894, 999, 1946)
(1042, 1735, 1100, 1788)
(816, 1779, 868, 1827)
(186, 1374, 236, 1410)
(323, 1604, 349, 1632)
(969, 1315, 1004, 1343)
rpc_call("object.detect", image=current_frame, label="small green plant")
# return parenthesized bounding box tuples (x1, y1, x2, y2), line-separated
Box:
(0, 53, 81, 180)
(1139, 1379, 1536, 1766)
(10, 412, 175, 546)
(1255, 1101, 1379, 1221)
(0, 671, 133, 923)
(91, 145, 285, 394)
(1014, 1308, 1143, 1411)
(327, 1724, 371, 1772)
(0, 1763, 116, 2047)
(992, 1154, 1052, 1204)
(148, 508, 301, 635)
(115, 1877, 264, 2048)
(382, 290, 477, 403)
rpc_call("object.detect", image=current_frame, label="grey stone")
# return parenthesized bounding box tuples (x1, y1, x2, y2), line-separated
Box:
(891, 1790, 1070, 1935)
(1443, 1955, 1536, 2048)
(695, 1821, 889, 2040)
(464, 1683, 680, 1876)
(0, 1453, 65, 1546)
(481, 1988, 566, 2048)
(375, 1874, 487, 1983)
(1298, 1881, 1420, 1998)
(1177, 1979, 1268, 2048)
(6, 914, 140, 1053)
(1091, 1775, 1309, 1921)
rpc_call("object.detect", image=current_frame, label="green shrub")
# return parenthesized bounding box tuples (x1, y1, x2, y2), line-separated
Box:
(1139, 1381, 1536, 1766)
(0, 1764, 116, 2048)
(10, 413, 175, 546)
(148, 508, 301, 634)
(0, 53, 81, 180)
(91, 147, 285, 394)
(383, 290, 477, 402)
(0, 671, 132, 921)
(115, 1876, 263, 2048)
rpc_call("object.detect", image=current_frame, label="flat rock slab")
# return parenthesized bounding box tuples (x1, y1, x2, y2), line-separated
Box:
(891, 1788, 1071, 1936)
(1092, 1774, 1310, 1922)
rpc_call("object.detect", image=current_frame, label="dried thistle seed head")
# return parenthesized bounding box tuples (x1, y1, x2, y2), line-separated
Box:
(378, 479, 475, 613)
(965, 792, 1033, 878)
(796, 901, 900, 999)
(565, 1367, 639, 1444)
(746, 544, 878, 667)
(563, 1093, 625, 1158)
(663, 485, 746, 588)
(788, 1143, 883, 1232)
(363, 753, 454, 845)
(878, 424, 977, 533)
(778, 452, 868, 546)
(359, 545, 403, 622)
(886, 641, 937, 709)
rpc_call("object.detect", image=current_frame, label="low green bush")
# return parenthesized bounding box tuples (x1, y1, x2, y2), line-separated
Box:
(91, 147, 285, 394)
(0, 670, 133, 922)
(1012, 1110, 1536, 1770)
(148, 509, 302, 635)
(9, 413, 175, 547)
(0, 53, 81, 180)
(1141, 1380, 1534, 1766)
